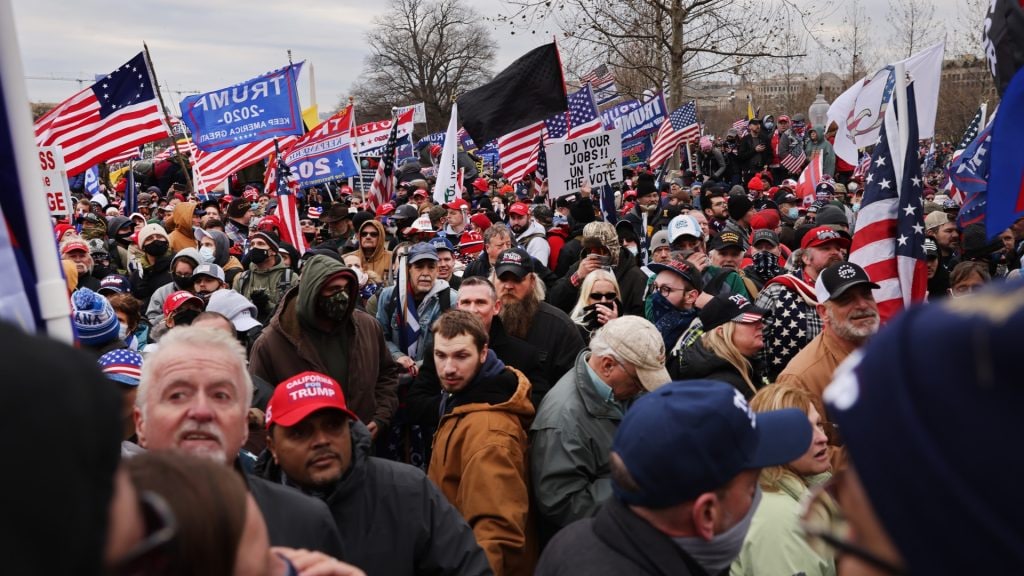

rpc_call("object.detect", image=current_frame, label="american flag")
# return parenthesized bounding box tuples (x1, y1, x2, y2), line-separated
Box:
(849, 82, 928, 322)
(366, 116, 400, 211)
(191, 136, 298, 193)
(272, 147, 307, 254)
(581, 64, 614, 89)
(34, 52, 169, 176)
(947, 103, 987, 205)
(106, 146, 141, 165)
(852, 152, 872, 179)
(648, 101, 699, 169)
(533, 131, 548, 195)
(546, 84, 604, 139)
(396, 255, 420, 358)
(498, 121, 543, 184)
(780, 149, 807, 174)
(731, 118, 749, 134)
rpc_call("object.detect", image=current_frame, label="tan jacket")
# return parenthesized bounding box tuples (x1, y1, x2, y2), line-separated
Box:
(358, 219, 393, 285)
(428, 366, 537, 576)
(167, 201, 197, 253)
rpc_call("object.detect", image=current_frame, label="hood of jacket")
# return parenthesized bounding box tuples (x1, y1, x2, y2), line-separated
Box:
(806, 125, 827, 147)
(170, 247, 201, 273)
(106, 215, 130, 239)
(516, 219, 547, 242)
(358, 219, 388, 263)
(448, 359, 535, 423)
(297, 255, 359, 329)
(171, 201, 197, 240)
(207, 229, 232, 267)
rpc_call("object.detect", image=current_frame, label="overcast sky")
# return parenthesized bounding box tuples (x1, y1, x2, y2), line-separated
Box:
(13, 0, 964, 115)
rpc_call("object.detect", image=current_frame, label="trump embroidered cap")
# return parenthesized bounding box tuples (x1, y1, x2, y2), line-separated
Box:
(266, 371, 358, 429)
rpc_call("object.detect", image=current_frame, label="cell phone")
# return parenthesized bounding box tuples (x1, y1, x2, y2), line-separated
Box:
(591, 254, 611, 267)
(582, 303, 603, 331)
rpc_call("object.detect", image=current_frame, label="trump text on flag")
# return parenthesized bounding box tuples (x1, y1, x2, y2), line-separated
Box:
(546, 130, 623, 198)
(38, 146, 72, 217)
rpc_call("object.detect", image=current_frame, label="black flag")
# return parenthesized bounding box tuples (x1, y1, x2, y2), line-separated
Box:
(457, 43, 568, 146)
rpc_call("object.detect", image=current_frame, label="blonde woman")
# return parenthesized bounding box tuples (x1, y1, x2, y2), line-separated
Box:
(569, 269, 621, 343)
(731, 383, 835, 576)
(670, 293, 766, 399)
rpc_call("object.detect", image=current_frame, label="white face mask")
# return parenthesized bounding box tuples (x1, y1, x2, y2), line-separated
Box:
(199, 246, 216, 263)
(118, 323, 130, 341)
(625, 244, 639, 256)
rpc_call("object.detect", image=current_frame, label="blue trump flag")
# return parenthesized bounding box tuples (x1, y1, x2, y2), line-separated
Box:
(84, 165, 100, 197)
(0, 2, 73, 340)
(180, 62, 305, 153)
(987, 66, 1024, 238)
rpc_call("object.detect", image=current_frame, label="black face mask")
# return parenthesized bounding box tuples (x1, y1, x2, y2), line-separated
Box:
(116, 231, 134, 245)
(172, 274, 193, 290)
(249, 248, 270, 265)
(303, 232, 317, 243)
(143, 239, 168, 257)
(172, 309, 200, 326)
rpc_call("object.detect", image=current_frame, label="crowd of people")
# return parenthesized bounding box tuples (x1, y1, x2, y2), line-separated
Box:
(8, 102, 1024, 575)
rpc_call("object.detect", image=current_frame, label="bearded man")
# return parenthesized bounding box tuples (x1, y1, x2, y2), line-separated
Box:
(492, 248, 584, 406)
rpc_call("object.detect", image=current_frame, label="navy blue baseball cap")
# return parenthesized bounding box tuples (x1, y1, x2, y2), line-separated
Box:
(429, 236, 456, 254)
(406, 242, 439, 264)
(824, 282, 1024, 574)
(98, 274, 131, 296)
(612, 380, 811, 509)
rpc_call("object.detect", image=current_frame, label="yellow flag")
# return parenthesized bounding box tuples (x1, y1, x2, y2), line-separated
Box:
(746, 98, 754, 121)
(302, 105, 320, 131)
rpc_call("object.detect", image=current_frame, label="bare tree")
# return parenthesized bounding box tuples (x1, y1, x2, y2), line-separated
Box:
(887, 0, 943, 59)
(347, 0, 496, 132)
(497, 0, 818, 112)
(831, 0, 874, 85)
(951, 0, 990, 58)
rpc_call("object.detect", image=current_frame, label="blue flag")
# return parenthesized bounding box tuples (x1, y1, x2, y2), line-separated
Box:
(986, 66, 1024, 238)
(84, 165, 100, 197)
(951, 119, 993, 229)
(180, 62, 305, 153)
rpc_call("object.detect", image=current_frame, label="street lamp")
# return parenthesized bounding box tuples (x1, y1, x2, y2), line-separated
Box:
(808, 79, 830, 128)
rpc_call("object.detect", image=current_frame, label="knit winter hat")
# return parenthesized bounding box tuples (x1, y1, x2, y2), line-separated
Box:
(137, 223, 169, 248)
(72, 288, 121, 346)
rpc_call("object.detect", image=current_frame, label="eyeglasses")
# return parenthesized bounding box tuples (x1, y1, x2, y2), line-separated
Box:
(652, 283, 688, 298)
(589, 292, 617, 302)
(799, 470, 907, 575)
(360, 230, 380, 238)
(111, 490, 177, 576)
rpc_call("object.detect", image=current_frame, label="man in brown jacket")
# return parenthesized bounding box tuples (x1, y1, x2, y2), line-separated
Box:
(357, 219, 393, 286)
(427, 310, 536, 576)
(249, 255, 399, 440)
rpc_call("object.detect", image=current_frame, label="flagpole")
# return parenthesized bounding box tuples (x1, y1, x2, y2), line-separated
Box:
(350, 96, 367, 205)
(143, 42, 194, 194)
(893, 62, 910, 185)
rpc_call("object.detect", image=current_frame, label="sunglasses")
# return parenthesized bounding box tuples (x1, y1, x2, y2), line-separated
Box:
(299, 220, 314, 227)
(360, 230, 380, 238)
(589, 292, 617, 301)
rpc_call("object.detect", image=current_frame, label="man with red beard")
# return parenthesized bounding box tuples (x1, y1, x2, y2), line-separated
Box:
(753, 226, 848, 381)
(493, 248, 584, 406)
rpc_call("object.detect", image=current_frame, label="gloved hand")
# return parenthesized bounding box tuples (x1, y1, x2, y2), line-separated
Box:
(250, 289, 271, 316)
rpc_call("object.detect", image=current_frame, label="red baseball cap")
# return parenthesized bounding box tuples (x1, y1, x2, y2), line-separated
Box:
(472, 179, 489, 193)
(265, 371, 357, 429)
(61, 239, 89, 256)
(375, 203, 395, 217)
(444, 198, 470, 211)
(339, 185, 353, 196)
(509, 202, 530, 216)
(413, 189, 429, 198)
(163, 290, 204, 317)
(801, 225, 852, 250)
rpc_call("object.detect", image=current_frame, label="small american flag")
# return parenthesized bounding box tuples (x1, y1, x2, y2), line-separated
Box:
(366, 116, 401, 211)
(547, 84, 603, 139)
(272, 148, 307, 254)
(849, 82, 928, 322)
(648, 101, 700, 170)
(780, 149, 807, 174)
(853, 152, 872, 179)
(498, 121, 543, 184)
(34, 52, 169, 176)
(731, 117, 749, 135)
(580, 64, 618, 106)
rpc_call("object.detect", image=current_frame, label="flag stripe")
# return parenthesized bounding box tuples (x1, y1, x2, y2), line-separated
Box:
(498, 121, 543, 184)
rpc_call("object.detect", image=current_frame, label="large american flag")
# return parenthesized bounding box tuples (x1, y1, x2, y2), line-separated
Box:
(498, 121, 543, 184)
(366, 116, 400, 211)
(192, 136, 298, 193)
(849, 82, 928, 322)
(547, 84, 604, 139)
(648, 101, 699, 169)
(34, 52, 169, 176)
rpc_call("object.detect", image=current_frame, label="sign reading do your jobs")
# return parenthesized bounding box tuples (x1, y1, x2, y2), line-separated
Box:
(545, 129, 623, 198)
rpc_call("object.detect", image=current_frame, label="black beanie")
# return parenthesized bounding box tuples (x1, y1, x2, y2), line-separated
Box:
(636, 173, 657, 197)
(727, 195, 754, 220)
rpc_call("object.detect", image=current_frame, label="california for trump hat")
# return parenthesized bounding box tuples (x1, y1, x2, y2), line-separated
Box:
(612, 380, 812, 508)
(266, 371, 357, 428)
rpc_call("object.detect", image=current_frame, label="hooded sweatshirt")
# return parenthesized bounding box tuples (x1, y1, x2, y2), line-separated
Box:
(804, 126, 836, 177)
(144, 247, 202, 325)
(297, 256, 358, 380)
(167, 201, 198, 253)
(358, 219, 393, 285)
(207, 229, 244, 283)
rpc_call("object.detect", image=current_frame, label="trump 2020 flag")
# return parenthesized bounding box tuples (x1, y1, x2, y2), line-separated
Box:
(433, 103, 460, 205)
(281, 104, 359, 189)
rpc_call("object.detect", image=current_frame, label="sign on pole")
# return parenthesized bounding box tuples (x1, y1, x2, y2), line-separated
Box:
(38, 146, 72, 217)
(545, 129, 623, 198)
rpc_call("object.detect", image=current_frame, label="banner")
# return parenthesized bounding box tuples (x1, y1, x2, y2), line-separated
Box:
(354, 109, 414, 156)
(393, 102, 427, 124)
(545, 129, 623, 198)
(180, 62, 305, 153)
(434, 103, 461, 204)
(39, 146, 73, 217)
(281, 105, 359, 189)
(600, 94, 667, 140)
(622, 135, 653, 166)
(83, 165, 100, 197)
(415, 132, 445, 151)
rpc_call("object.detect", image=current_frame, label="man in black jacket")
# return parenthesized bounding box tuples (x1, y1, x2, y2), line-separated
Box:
(256, 371, 490, 576)
(737, 118, 772, 184)
(406, 276, 547, 428)
(134, 325, 344, 559)
(536, 380, 811, 576)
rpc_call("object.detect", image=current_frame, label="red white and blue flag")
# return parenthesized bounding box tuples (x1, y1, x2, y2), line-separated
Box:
(34, 52, 169, 176)
(498, 121, 543, 184)
(648, 101, 700, 169)
(581, 64, 618, 106)
(546, 84, 604, 139)
(796, 150, 823, 201)
(849, 82, 928, 322)
(366, 116, 401, 211)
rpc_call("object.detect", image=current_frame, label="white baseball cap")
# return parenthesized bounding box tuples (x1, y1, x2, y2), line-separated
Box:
(667, 214, 703, 244)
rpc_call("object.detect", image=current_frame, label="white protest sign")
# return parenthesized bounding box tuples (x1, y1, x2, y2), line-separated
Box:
(393, 102, 427, 124)
(38, 146, 72, 217)
(545, 129, 623, 198)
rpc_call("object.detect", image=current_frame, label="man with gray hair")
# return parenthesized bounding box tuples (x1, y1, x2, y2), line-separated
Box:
(134, 326, 344, 558)
(530, 316, 671, 541)
(462, 222, 514, 280)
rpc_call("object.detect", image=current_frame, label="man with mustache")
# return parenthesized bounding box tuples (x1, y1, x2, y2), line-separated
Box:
(134, 326, 345, 558)
(754, 226, 849, 381)
(255, 371, 491, 576)
(493, 247, 584, 406)
(777, 262, 880, 413)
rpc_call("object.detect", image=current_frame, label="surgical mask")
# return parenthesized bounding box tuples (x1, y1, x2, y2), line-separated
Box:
(199, 246, 216, 263)
(787, 207, 799, 219)
(673, 486, 762, 574)
(118, 323, 130, 341)
(249, 248, 270, 264)
(625, 244, 638, 256)
(316, 291, 350, 322)
(852, 203, 861, 213)
(143, 239, 168, 257)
